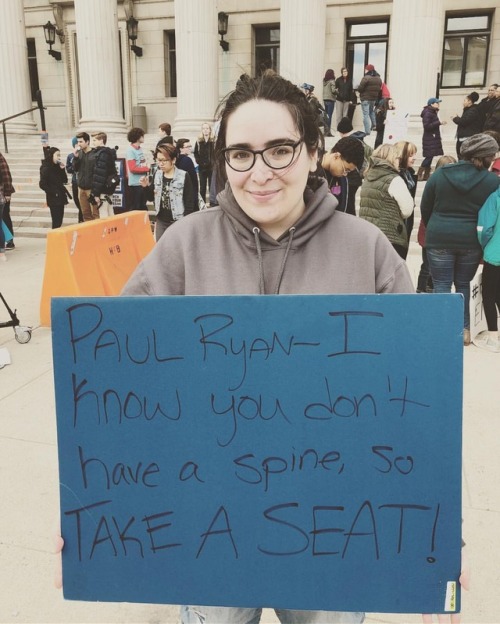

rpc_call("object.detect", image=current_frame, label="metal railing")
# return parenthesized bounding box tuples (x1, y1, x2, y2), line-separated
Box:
(0, 90, 47, 154)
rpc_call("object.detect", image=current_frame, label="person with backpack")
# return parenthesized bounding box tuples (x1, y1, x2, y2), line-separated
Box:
(90, 132, 118, 217)
(357, 64, 382, 135)
(300, 83, 330, 136)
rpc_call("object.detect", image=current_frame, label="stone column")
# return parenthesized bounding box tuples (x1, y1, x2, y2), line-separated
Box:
(388, 0, 445, 121)
(280, 0, 326, 96)
(0, 0, 37, 133)
(173, 0, 219, 137)
(74, 0, 126, 131)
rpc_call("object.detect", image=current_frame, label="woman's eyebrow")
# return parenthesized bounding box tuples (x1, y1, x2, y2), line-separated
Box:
(226, 137, 299, 149)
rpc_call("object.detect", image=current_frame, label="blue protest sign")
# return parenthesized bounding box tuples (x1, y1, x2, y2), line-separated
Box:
(52, 294, 463, 614)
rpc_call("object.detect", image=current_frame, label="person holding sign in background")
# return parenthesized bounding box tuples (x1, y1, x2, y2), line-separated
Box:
(57, 71, 468, 624)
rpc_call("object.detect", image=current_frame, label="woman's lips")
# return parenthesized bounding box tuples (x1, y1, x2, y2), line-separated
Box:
(247, 189, 280, 200)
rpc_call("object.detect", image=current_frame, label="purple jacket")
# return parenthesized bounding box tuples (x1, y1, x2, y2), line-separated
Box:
(421, 106, 444, 158)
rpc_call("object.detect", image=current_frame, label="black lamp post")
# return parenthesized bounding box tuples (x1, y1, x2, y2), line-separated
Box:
(218, 12, 229, 52)
(126, 16, 143, 57)
(43, 21, 62, 61)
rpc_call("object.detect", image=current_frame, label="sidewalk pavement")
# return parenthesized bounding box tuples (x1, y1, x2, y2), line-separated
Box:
(0, 237, 498, 624)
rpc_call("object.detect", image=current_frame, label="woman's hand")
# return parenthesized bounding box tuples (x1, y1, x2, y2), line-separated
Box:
(421, 549, 470, 623)
(54, 533, 64, 589)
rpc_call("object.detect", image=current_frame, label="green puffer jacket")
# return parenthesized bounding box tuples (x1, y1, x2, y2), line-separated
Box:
(421, 161, 500, 250)
(359, 158, 408, 249)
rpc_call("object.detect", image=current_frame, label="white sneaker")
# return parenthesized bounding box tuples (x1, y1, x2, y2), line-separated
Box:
(473, 331, 500, 353)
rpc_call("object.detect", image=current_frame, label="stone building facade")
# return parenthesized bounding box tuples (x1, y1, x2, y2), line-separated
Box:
(1, 0, 499, 137)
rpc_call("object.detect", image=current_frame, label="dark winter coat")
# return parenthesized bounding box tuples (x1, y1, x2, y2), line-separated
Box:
(39, 161, 69, 207)
(452, 105, 483, 141)
(420, 106, 444, 158)
(421, 161, 500, 250)
(484, 98, 500, 132)
(91, 146, 117, 197)
(194, 139, 215, 174)
(335, 76, 354, 103)
(357, 71, 382, 102)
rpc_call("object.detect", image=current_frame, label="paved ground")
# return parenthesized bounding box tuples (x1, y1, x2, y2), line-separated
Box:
(0, 236, 498, 624)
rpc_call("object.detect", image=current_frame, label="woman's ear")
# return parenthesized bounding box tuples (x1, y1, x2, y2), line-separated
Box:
(310, 149, 319, 172)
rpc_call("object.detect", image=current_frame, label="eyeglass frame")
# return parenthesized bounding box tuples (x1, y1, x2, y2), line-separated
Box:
(222, 139, 304, 172)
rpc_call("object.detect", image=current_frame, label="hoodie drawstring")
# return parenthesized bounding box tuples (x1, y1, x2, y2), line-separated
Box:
(252, 226, 296, 295)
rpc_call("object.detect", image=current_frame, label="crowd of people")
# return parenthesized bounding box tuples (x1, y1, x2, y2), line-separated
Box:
(1, 72, 500, 355)
(26, 68, 496, 623)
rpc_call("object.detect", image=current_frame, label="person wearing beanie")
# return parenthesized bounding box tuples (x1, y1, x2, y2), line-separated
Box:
(419, 97, 446, 181)
(421, 133, 500, 345)
(65, 137, 83, 223)
(336, 117, 373, 214)
(452, 92, 483, 158)
(357, 64, 382, 135)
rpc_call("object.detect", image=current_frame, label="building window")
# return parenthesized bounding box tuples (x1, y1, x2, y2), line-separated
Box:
(254, 26, 280, 76)
(345, 20, 389, 88)
(441, 13, 491, 88)
(164, 30, 177, 97)
(27, 38, 40, 101)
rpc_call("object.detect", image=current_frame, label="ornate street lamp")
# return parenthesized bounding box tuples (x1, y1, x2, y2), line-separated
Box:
(218, 12, 229, 52)
(43, 21, 62, 61)
(126, 16, 143, 57)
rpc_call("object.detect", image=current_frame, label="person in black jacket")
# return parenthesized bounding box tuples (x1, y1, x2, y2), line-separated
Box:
(194, 123, 215, 202)
(39, 146, 69, 229)
(452, 92, 483, 159)
(334, 67, 354, 127)
(91, 132, 117, 216)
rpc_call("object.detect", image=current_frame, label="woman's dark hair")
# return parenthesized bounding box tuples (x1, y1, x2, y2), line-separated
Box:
(127, 127, 145, 144)
(466, 91, 479, 104)
(324, 69, 335, 81)
(155, 143, 177, 161)
(44, 146, 60, 163)
(331, 137, 365, 170)
(214, 71, 324, 187)
(176, 138, 191, 150)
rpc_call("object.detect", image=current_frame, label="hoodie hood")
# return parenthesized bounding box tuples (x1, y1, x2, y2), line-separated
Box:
(217, 177, 338, 250)
(439, 161, 494, 194)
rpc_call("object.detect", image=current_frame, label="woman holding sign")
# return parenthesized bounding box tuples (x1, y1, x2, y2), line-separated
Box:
(57, 72, 468, 624)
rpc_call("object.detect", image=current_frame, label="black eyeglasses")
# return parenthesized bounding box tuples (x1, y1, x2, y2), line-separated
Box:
(223, 139, 303, 172)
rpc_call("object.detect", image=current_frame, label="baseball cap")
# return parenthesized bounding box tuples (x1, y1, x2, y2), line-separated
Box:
(427, 97, 442, 106)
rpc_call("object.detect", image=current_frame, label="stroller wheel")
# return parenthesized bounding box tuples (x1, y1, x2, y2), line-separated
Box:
(14, 326, 32, 344)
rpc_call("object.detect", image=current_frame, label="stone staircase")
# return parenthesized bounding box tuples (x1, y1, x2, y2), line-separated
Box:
(4, 129, 458, 239)
(4, 133, 157, 239)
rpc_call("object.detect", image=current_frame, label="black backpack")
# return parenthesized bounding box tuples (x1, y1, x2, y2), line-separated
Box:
(103, 148, 118, 195)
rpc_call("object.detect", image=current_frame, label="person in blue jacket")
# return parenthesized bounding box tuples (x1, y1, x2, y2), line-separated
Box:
(476, 187, 500, 352)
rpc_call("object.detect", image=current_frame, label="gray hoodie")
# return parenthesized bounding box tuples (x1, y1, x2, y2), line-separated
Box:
(121, 178, 414, 296)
